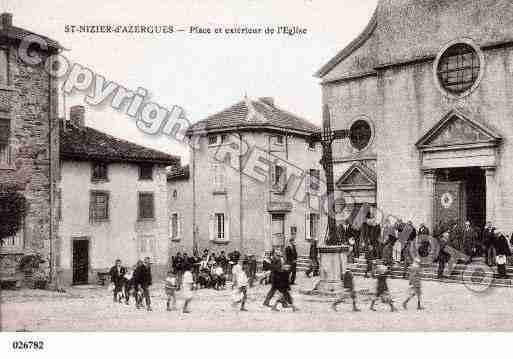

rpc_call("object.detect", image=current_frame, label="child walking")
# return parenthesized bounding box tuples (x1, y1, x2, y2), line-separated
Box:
(181, 264, 194, 314)
(402, 257, 424, 310)
(164, 270, 178, 311)
(231, 260, 248, 311)
(370, 265, 397, 312)
(332, 269, 360, 312)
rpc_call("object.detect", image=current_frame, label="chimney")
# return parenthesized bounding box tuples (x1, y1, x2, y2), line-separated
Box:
(259, 97, 274, 106)
(69, 105, 85, 127)
(0, 13, 12, 30)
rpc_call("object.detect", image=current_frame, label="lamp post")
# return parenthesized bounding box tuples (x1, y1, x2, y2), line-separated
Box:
(307, 104, 350, 296)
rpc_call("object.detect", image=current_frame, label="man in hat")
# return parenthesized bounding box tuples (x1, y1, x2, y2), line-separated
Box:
(402, 257, 424, 310)
(285, 237, 298, 285)
(109, 259, 127, 303)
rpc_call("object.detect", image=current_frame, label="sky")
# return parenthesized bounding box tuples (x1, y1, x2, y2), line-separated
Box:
(3, 0, 378, 163)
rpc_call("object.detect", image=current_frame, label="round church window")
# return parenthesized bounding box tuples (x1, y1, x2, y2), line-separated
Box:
(349, 120, 372, 151)
(437, 43, 480, 94)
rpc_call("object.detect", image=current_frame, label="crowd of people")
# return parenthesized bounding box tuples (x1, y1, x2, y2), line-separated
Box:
(105, 218, 513, 315)
(329, 216, 513, 280)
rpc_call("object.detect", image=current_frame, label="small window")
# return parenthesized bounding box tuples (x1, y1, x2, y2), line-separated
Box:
(0, 49, 8, 86)
(212, 162, 225, 191)
(273, 165, 284, 186)
(0, 118, 11, 166)
(309, 169, 320, 191)
(349, 120, 372, 151)
(139, 163, 153, 180)
(308, 141, 316, 150)
(138, 192, 155, 220)
(220, 134, 227, 143)
(172, 189, 178, 199)
(90, 191, 109, 222)
(437, 43, 480, 94)
(208, 135, 217, 145)
(91, 162, 108, 181)
(215, 213, 225, 240)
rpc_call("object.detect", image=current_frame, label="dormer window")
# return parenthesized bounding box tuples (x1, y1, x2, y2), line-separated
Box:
(91, 162, 108, 181)
(139, 163, 153, 180)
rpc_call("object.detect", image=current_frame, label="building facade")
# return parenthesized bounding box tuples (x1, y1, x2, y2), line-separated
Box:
(58, 107, 179, 285)
(316, 0, 513, 233)
(168, 97, 327, 258)
(0, 13, 61, 284)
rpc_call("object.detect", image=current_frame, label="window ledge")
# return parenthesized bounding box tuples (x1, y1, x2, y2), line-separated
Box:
(0, 85, 15, 92)
(137, 218, 156, 222)
(91, 179, 109, 183)
(90, 219, 110, 224)
(138, 178, 153, 181)
(170, 237, 181, 242)
(213, 189, 227, 195)
(211, 239, 229, 245)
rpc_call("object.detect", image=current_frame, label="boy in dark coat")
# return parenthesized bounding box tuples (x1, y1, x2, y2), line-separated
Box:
(370, 265, 397, 312)
(402, 257, 424, 310)
(134, 257, 153, 311)
(332, 269, 360, 312)
(271, 264, 298, 312)
(109, 259, 127, 303)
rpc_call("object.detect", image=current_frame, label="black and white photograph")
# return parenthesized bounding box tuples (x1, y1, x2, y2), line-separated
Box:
(1, 0, 513, 356)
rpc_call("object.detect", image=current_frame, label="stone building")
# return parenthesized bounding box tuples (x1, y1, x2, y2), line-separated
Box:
(168, 97, 326, 258)
(0, 13, 61, 284)
(316, 0, 513, 233)
(58, 106, 179, 285)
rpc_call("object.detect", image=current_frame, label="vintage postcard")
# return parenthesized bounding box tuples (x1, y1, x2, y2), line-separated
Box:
(1, 0, 513, 350)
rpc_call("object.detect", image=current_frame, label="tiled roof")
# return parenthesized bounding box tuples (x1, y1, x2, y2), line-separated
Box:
(0, 25, 63, 50)
(167, 164, 189, 181)
(188, 97, 320, 135)
(60, 124, 179, 165)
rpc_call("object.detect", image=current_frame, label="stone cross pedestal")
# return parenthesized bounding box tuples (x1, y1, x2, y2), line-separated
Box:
(301, 245, 350, 297)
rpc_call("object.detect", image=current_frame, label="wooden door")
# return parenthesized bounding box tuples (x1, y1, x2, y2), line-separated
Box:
(72, 239, 89, 285)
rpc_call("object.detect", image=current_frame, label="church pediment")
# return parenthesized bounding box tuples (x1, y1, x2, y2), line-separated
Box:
(416, 109, 502, 150)
(336, 162, 376, 189)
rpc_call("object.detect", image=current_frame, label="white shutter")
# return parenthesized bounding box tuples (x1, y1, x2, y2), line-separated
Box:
(177, 213, 182, 239)
(281, 166, 287, 191)
(209, 214, 215, 241)
(306, 212, 311, 240)
(225, 215, 230, 241)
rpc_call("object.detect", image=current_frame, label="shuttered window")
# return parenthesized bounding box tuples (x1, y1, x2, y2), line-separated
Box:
(0, 118, 10, 166)
(90, 191, 109, 222)
(138, 192, 155, 220)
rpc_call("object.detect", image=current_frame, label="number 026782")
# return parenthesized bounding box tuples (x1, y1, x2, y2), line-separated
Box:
(11, 341, 44, 350)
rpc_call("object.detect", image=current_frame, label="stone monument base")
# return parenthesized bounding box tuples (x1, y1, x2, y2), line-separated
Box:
(299, 245, 349, 297)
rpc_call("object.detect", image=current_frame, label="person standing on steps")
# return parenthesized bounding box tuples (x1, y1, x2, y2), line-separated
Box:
(402, 257, 424, 311)
(285, 238, 298, 285)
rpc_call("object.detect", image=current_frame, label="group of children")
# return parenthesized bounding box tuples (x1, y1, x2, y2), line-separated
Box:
(163, 258, 250, 313)
(333, 257, 424, 313)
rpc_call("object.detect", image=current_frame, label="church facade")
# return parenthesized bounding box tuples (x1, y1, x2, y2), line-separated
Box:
(316, 0, 513, 233)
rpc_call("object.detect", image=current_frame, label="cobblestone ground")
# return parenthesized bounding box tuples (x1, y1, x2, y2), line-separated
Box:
(1, 275, 512, 331)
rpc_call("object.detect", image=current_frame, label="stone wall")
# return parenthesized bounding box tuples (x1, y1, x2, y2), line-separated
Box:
(0, 39, 59, 284)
